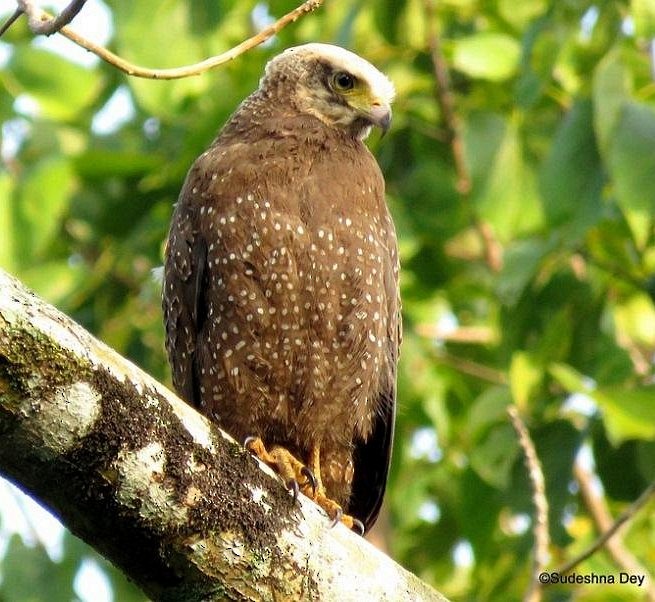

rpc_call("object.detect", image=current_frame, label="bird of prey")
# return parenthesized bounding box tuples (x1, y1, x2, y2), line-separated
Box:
(163, 43, 400, 533)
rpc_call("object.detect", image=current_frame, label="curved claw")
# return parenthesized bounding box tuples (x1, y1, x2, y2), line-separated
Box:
(286, 479, 300, 504)
(329, 507, 344, 529)
(351, 518, 365, 536)
(300, 466, 317, 496)
(243, 435, 258, 450)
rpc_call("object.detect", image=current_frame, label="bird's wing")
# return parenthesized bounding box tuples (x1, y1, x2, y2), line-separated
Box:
(349, 383, 396, 532)
(349, 222, 401, 533)
(162, 192, 208, 407)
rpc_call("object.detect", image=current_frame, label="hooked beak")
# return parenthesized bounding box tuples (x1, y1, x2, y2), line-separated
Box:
(368, 102, 392, 136)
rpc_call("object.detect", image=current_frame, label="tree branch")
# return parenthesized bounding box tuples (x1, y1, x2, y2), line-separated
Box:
(423, 0, 503, 272)
(18, 0, 88, 35)
(572, 460, 655, 601)
(554, 461, 655, 584)
(423, 0, 470, 196)
(0, 8, 22, 37)
(432, 349, 508, 385)
(507, 406, 549, 602)
(1, 0, 324, 79)
(0, 268, 446, 601)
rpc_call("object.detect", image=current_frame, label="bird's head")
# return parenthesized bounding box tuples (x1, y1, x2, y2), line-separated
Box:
(261, 43, 395, 140)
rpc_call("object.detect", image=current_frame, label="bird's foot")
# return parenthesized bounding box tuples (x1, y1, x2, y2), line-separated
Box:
(244, 437, 316, 500)
(313, 491, 365, 534)
(244, 437, 365, 534)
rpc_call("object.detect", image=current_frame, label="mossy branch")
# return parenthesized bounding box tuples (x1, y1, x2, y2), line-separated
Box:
(0, 268, 446, 602)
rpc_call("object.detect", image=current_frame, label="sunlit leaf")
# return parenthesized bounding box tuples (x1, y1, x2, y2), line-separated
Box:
(509, 351, 542, 409)
(612, 292, 655, 346)
(9, 47, 101, 121)
(16, 157, 75, 263)
(112, 0, 216, 115)
(632, 0, 655, 38)
(476, 121, 544, 241)
(452, 33, 521, 81)
(608, 102, 655, 250)
(551, 364, 655, 444)
(74, 149, 163, 179)
(593, 47, 631, 156)
(19, 261, 89, 307)
(595, 388, 655, 445)
(549, 362, 593, 394)
(497, 0, 547, 30)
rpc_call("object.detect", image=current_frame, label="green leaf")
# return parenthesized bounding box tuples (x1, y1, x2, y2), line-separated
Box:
(608, 102, 655, 250)
(74, 149, 163, 179)
(539, 100, 604, 229)
(595, 435, 650, 500)
(534, 421, 581, 545)
(0, 173, 15, 271)
(462, 111, 506, 190)
(9, 47, 101, 121)
(476, 121, 544, 241)
(452, 33, 521, 81)
(595, 387, 655, 445)
(470, 423, 520, 489)
(509, 351, 543, 409)
(373, 0, 407, 43)
(497, 0, 547, 30)
(593, 48, 632, 156)
(19, 261, 89, 306)
(495, 239, 551, 305)
(467, 386, 512, 440)
(550, 364, 655, 444)
(0, 535, 76, 602)
(112, 0, 213, 115)
(632, 0, 655, 38)
(612, 292, 655, 347)
(16, 157, 75, 263)
(549, 362, 592, 393)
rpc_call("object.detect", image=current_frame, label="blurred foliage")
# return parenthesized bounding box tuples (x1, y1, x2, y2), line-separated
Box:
(1, 0, 655, 600)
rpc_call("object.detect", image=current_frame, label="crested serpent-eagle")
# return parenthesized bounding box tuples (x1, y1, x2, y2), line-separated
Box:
(163, 43, 401, 533)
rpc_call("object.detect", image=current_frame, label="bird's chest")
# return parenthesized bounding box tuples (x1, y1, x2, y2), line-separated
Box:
(201, 190, 393, 436)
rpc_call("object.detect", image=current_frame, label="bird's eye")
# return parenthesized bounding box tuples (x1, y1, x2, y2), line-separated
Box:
(332, 71, 355, 92)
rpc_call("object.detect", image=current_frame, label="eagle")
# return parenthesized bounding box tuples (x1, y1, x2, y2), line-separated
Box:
(163, 43, 400, 533)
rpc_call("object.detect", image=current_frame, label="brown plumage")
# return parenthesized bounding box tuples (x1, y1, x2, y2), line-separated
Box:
(163, 43, 400, 532)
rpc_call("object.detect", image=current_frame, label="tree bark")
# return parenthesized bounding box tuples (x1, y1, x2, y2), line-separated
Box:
(0, 269, 447, 602)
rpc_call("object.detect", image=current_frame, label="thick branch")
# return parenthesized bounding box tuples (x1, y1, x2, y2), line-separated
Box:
(0, 269, 446, 601)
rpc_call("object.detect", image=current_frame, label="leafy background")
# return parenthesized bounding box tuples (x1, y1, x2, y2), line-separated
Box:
(1, 0, 655, 600)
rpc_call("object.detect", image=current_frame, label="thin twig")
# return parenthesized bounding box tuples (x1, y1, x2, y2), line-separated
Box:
(477, 222, 503, 273)
(507, 406, 549, 602)
(0, 8, 22, 37)
(10, 0, 324, 79)
(573, 460, 655, 601)
(423, 0, 470, 195)
(558, 474, 655, 578)
(19, 0, 87, 35)
(423, 0, 503, 272)
(433, 350, 507, 385)
(415, 323, 495, 344)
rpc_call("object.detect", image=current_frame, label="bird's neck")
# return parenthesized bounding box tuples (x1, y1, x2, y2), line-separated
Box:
(217, 88, 363, 147)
